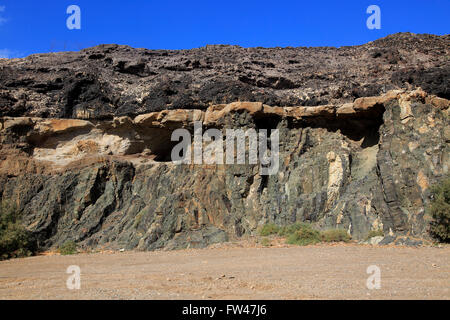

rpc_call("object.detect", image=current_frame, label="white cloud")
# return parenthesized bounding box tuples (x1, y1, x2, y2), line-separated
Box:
(0, 49, 26, 59)
(0, 5, 7, 25)
(0, 49, 11, 58)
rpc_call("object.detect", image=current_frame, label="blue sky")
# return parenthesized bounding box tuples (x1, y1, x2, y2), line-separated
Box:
(0, 0, 449, 58)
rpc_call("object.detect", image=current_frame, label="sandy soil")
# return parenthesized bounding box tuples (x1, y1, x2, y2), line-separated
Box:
(0, 242, 448, 300)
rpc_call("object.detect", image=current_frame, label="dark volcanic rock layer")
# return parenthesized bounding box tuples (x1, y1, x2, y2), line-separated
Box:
(1, 33, 449, 119)
(0, 33, 449, 251)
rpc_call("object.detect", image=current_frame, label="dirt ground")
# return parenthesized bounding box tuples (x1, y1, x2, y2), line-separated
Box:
(0, 241, 449, 300)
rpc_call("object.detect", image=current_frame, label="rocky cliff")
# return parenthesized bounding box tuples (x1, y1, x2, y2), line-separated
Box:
(0, 33, 449, 250)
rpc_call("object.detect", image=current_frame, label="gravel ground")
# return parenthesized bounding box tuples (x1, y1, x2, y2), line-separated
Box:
(0, 243, 448, 300)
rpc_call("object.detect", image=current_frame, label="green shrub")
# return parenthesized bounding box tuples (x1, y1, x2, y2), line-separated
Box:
(259, 223, 280, 236)
(366, 229, 384, 240)
(260, 222, 353, 246)
(286, 227, 321, 246)
(321, 229, 351, 243)
(260, 237, 271, 247)
(428, 176, 450, 242)
(59, 240, 78, 255)
(0, 201, 35, 260)
(277, 222, 311, 236)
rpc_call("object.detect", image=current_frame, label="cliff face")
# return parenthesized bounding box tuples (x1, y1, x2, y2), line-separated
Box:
(0, 33, 449, 250)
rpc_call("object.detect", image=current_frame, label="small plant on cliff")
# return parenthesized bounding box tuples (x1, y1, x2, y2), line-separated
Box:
(59, 240, 78, 255)
(259, 223, 280, 236)
(0, 201, 36, 260)
(321, 229, 352, 243)
(428, 176, 450, 243)
(260, 237, 271, 247)
(260, 222, 353, 245)
(277, 222, 312, 237)
(286, 224, 321, 246)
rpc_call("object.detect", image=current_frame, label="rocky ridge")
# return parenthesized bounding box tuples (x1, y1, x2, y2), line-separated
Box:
(0, 33, 449, 250)
(1, 33, 449, 119)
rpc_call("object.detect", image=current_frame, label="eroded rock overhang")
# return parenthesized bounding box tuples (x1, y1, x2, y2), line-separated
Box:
(1, 88, 447, 170)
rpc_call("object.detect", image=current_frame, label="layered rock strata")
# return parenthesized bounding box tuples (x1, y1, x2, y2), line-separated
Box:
(0, 33, 449, 250)
(0, 88, 448, 249)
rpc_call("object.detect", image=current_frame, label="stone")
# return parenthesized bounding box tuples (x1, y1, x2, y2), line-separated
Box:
(379, 236, 397, 245)
(336, 103, 355, 116)
(404, 238, 423, 247)
(428, 96, 450, 110)
(0, 33, 448, 252)
(368, 236, 384, 245)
